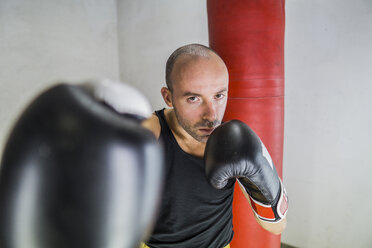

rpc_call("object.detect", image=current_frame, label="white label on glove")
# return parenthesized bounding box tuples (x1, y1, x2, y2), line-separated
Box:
(260, 141, 274, 170)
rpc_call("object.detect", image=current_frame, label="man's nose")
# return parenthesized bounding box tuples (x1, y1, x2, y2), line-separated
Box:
(202, 100, 217, 122)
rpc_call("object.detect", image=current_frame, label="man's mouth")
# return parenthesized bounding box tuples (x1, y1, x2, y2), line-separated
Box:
(199, 127, 215, 134)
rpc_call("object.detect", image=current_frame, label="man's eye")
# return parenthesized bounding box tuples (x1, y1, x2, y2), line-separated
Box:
(187, 96, 198, 103)
(215, 94, 225, 99)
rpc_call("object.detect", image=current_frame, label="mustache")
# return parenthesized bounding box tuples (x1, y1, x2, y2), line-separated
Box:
(195, 120, 220, 129)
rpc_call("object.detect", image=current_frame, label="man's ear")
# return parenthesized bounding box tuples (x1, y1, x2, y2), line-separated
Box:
(161, 87, 173, 107)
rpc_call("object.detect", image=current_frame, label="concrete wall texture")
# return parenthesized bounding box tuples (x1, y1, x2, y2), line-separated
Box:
(0, 0, 120, 152)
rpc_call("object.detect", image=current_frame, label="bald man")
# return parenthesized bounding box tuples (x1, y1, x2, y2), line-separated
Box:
(141, 44, 286, 248)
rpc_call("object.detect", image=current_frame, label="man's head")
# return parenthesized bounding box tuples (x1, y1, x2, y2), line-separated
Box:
(161, 44, 229, 143)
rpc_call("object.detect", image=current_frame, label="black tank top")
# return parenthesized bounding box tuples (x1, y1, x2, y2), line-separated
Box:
(146, 109, 234, 248)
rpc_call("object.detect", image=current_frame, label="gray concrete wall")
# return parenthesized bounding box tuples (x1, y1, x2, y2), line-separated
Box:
(282, 0, 372, 247)
(116, 0, 209, 110)
(0, 0, 119, 152)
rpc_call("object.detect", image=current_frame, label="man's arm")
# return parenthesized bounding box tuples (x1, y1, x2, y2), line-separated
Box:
(141, 113, 161, 139)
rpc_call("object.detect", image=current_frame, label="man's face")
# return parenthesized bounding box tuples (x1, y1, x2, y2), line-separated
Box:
(168, 54, 229, 143)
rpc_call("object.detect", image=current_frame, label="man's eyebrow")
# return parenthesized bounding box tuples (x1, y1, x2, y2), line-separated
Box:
(182, 92, 201, 97)
(182, 88, 228, 97)
(216, 88, 228, 94)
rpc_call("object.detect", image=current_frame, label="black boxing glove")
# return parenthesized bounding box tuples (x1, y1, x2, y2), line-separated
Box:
(0, 80, 164, 248)
(204, 120, 288, 223)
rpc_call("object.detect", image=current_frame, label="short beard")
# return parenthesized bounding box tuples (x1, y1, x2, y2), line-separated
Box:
(173, 107, 221, 143)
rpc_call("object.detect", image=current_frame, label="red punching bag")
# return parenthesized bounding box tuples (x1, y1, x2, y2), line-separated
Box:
(207, 0, 285, 247)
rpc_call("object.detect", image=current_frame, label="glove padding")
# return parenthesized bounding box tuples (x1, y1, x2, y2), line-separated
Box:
(0, 81, 164, 248)
(80, 79, 152, 120)
(205, 120, 288, 222)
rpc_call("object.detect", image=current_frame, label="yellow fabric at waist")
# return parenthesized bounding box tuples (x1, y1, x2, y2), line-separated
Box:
(140, 243, 230, 248)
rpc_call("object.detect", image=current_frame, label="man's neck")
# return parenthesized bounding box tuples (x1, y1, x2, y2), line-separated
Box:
(164, 109, 206, 158)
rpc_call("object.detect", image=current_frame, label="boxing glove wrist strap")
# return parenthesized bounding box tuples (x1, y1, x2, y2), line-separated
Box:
(239, 179, 288, 223)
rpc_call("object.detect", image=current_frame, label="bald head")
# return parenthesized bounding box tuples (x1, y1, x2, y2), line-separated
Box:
(165, 44, 226, 92)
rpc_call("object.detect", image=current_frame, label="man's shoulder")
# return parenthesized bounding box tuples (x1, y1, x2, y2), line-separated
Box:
(141, 112, 161, 139)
